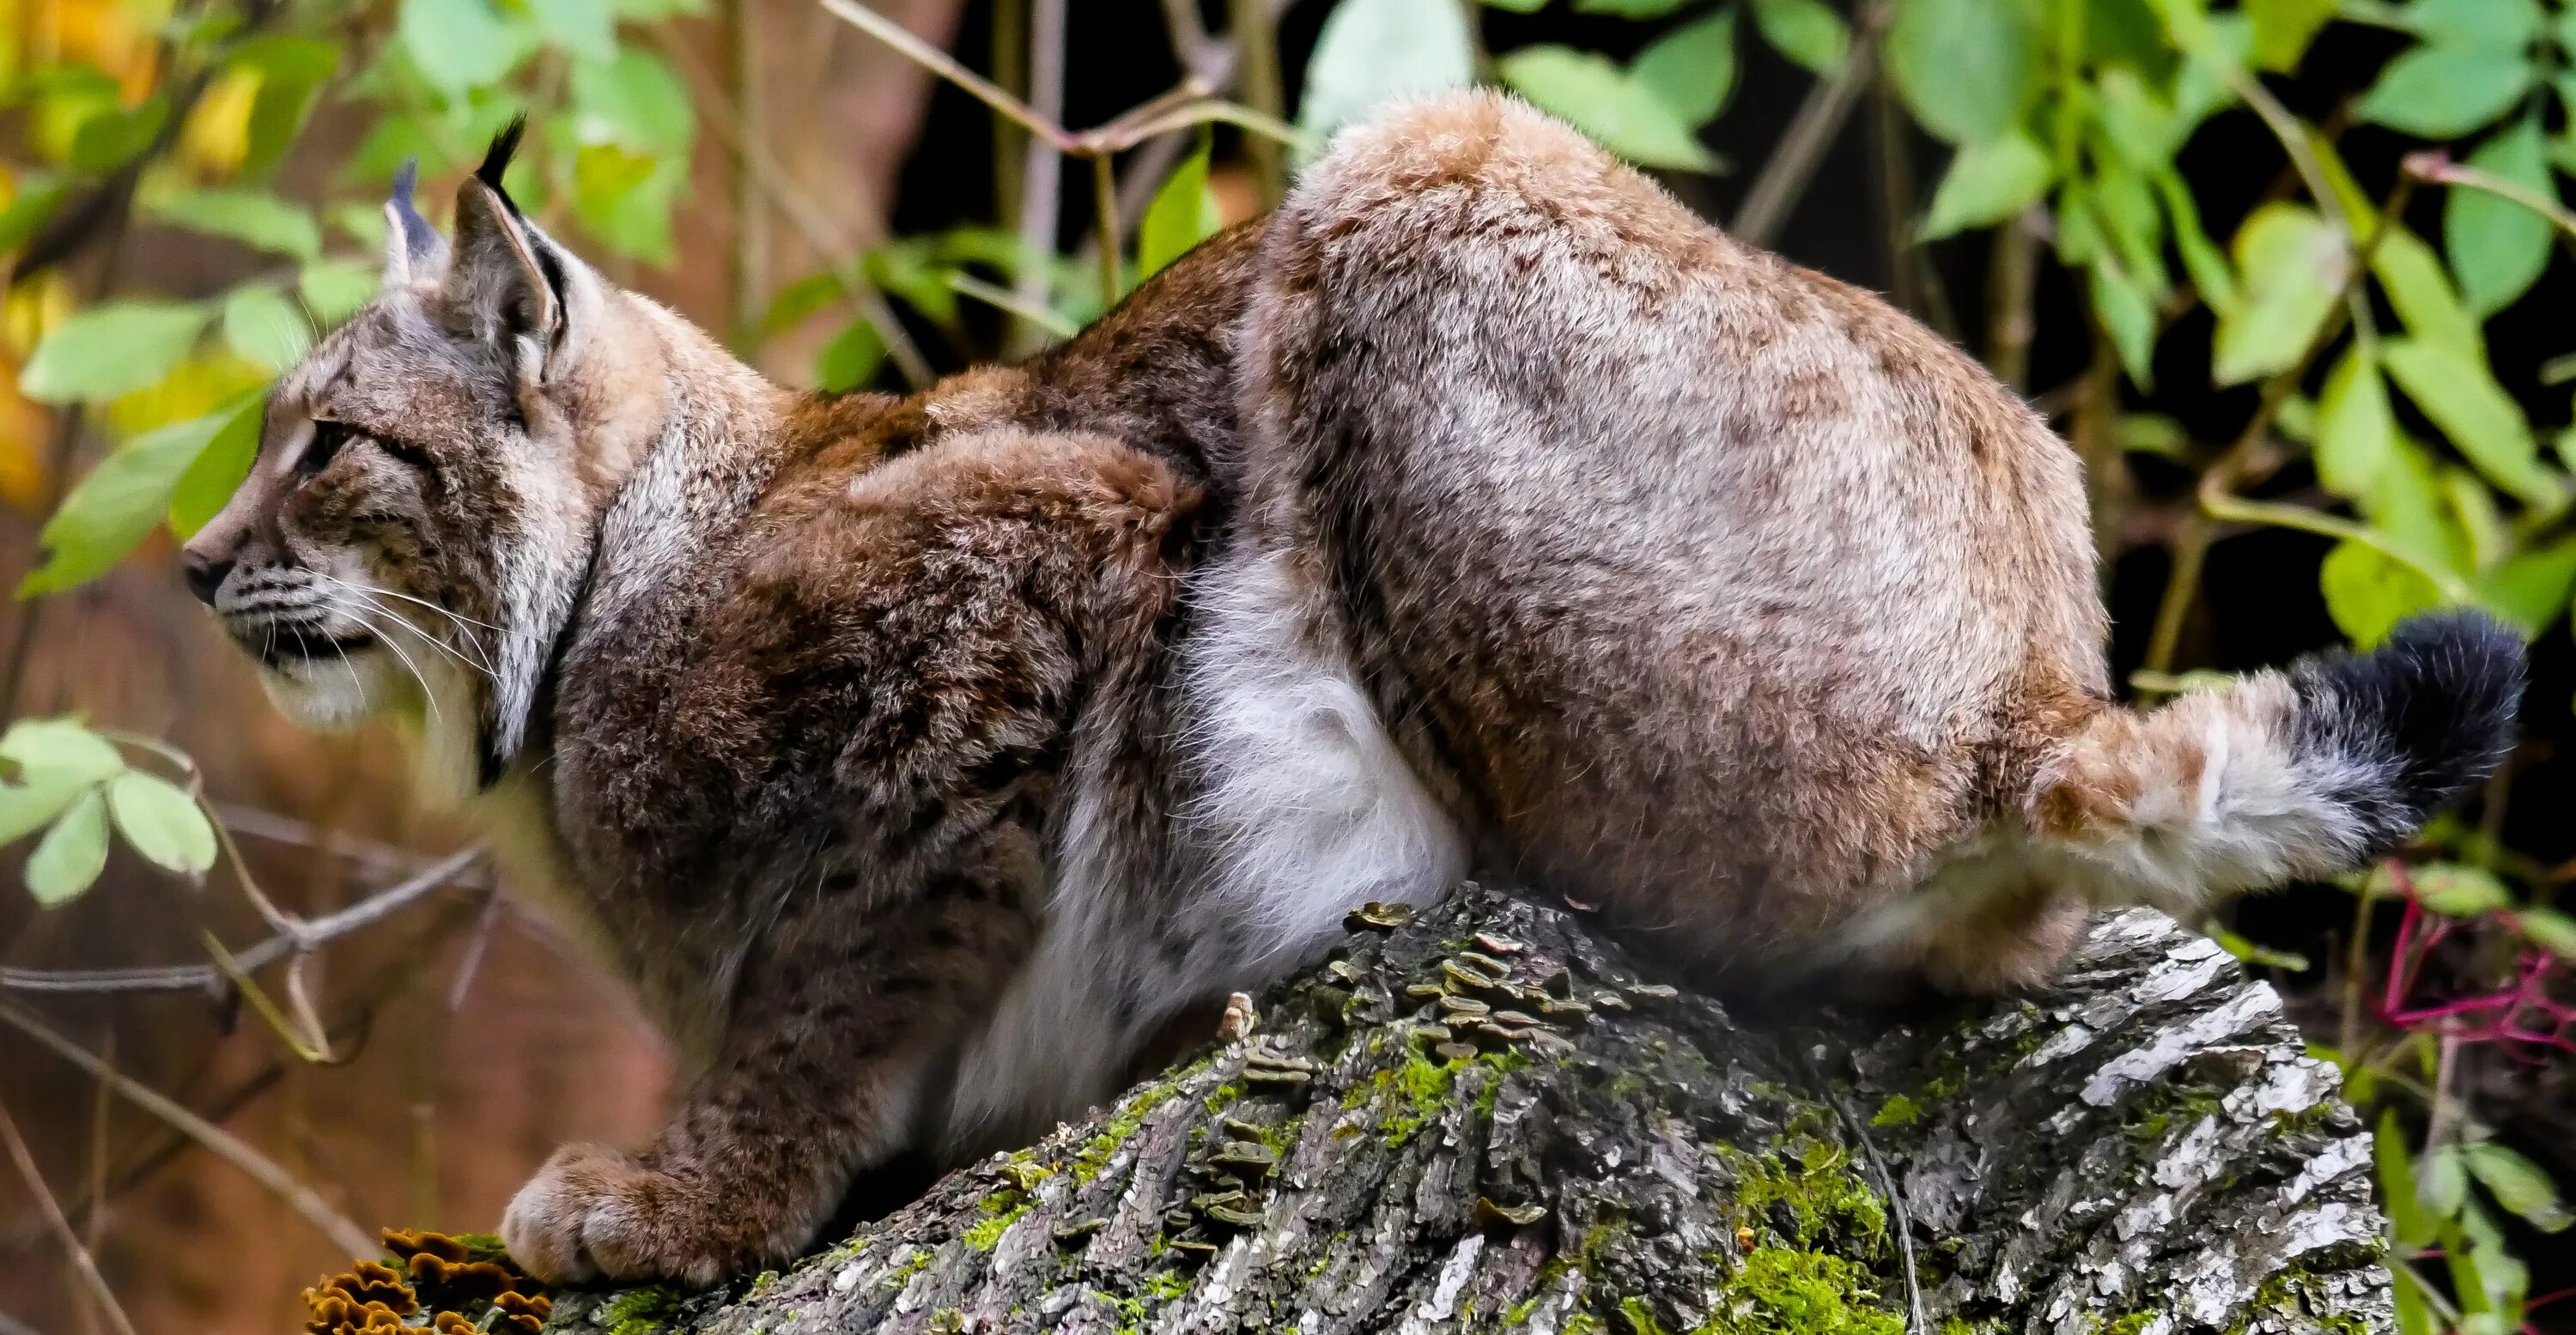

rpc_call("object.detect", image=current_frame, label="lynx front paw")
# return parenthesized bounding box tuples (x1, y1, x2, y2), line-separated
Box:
(501, 1144, 787, 1286)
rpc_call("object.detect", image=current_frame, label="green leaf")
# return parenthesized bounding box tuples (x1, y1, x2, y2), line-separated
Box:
(2372, 227, 2485, 361)
(2400, 0, 2543, 48)
(227, 35, 340, 178)
(1497, 46, 1718, 172)
(221, 283, 312, 371)
(1920, 132, 2053, 240)
(0, 176, 70, 256)
(2380, 337, 2561, 507)
(1750, 0, 1848, 74)
(2379, 1110, 2434, 1247)
(2248, 0, 2336, 70)
(1297, 0, 1474, 155)
(19, 301, 210, 404)
(2446, 117, 2555, 318)
(530, 0, 617, 62)
(2321, 540, 2444, 647)
(400, 0, 532, 94)
(2464, 1142, 2572, 1233)
(2518, 906, 2576, 957)
(569, 144, 683, 264)
(2421, 1144, 2470, 1219)
(815, 319, 885, 393)
(2211, 203, 2342, 386)
(0, 719, 125, 786)
(570, 48, 695, 152)
(2414, 862, 2514, 915)
(2358, 46, 2534, 138)
(147, 187, 322, 261)
(106, 770, 215, 876)
(168, 393, 265, 539)
(69, 95, 169, 173)
(0, 775, 91, 847)
(2093, 69, 2179, 170)
(612, 0, 702, 15)
(1884, 0, 2043, 145)
(298, 259, 380, 326)
(2089, 261, 2158, 388)
(1632, 9, 1739, 127)
(2475, 537, 2576, 635)
(2315, 343, 2397, 498)
(2156, 169, 2238, 315)
(20, 396, 259, 596)
(1484, 0, 1550, 9)
(761, 271, 846, 337)
(1137, 136, 1223, 283)
(25, 788, 108, 907)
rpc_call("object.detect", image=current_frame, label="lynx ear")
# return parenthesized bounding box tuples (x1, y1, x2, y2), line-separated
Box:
(440, 119, 605, 390)
(381, 157, 445, 286)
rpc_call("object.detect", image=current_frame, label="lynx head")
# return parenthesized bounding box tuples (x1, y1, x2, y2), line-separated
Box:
(181, 124, 673, 800)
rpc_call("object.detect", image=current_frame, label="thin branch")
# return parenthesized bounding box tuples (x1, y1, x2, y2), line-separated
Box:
(0, 1001, 375, 1257)
(722, 0, 769, 348)
(0, 847, 482, 995)
(1730, 0, 1894, 246)
(1984, 213, 2039, 391)
(1091, 151, 1122, 305)
(0, 1100, 137, 1335)
(947, 272, 1079, 338)
(817, 0, 1079, 152)
(0, 1307, 46, 1335)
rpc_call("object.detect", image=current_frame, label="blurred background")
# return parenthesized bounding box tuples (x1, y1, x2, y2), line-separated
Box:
(0, 0, 2571, 1329)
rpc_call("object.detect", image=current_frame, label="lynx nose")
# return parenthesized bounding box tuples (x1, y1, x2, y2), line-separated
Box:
(183, 551, 233, 606)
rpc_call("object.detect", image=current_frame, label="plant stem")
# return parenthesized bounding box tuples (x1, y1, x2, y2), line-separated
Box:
(1985, 214, 2038, 391)
(1091, 150, 1122, 306)
(1008, 0, 1068, 356)
(0, 1001, 375, 1258)
(1228, 0, 1285, 208)
(1730, 0, 1894, 246)
(0, 1100, 136, 1335)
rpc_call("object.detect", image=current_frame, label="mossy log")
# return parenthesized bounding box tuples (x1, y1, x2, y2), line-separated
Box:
(537, 883, 2390, 1335)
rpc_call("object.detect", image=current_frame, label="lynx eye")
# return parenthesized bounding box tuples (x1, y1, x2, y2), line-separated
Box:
(295, 421, 352, 482)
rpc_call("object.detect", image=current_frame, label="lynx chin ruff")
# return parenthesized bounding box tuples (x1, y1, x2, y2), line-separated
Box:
(181, 97, 2521, 1283)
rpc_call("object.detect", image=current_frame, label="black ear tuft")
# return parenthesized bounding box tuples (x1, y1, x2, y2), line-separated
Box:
(388, 156, 440, 260)
(476, 116, 530, 213)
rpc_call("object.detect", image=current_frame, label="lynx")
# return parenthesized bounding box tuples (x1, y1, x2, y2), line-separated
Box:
(179, 96, 2520, 1283)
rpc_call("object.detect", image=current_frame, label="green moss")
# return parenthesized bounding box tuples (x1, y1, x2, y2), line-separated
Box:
(601, 1283, 690, 1335)
(1691, 1247, 1905, 1335)
(1867, 1095, 1919, 1128)
(1072, 1082, 1181, 1184)
(2101, 1313, 2156, 1335)
(1619, 1296, 1672, 1335)
(963, 1196, 1029, 1250)
(1720, 1144, 1888, 1253)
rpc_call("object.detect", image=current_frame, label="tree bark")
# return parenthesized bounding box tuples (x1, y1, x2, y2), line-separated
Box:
(536, 883, 2391, 1335)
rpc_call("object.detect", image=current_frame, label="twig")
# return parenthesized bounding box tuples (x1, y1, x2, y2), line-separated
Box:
(0, 847, 482, 995)
(1091, 151, 1122, 304)
(444, 890, 503, 1013)
(0, 1307, 46, 1335)
(1007, 0, 1068, 355)
(0, 1001, 375, 1258)
(1814, 1071, 1924, 1335)
(2403, 149, 2576, 240)
(1730, 0, 1894, 246)
(818, 0, 1078, 152)
(0, 1101, 137, 1335)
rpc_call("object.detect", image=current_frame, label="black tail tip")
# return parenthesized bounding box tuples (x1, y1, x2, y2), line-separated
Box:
(2291, 609, 2525, 851)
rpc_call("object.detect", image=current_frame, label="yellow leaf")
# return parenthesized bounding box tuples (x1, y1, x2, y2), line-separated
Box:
(178, 66, 261, 179)
(3, 270, 71, 361)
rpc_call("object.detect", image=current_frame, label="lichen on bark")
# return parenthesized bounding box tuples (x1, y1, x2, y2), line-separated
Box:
(531, 884, 2390, 1335)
